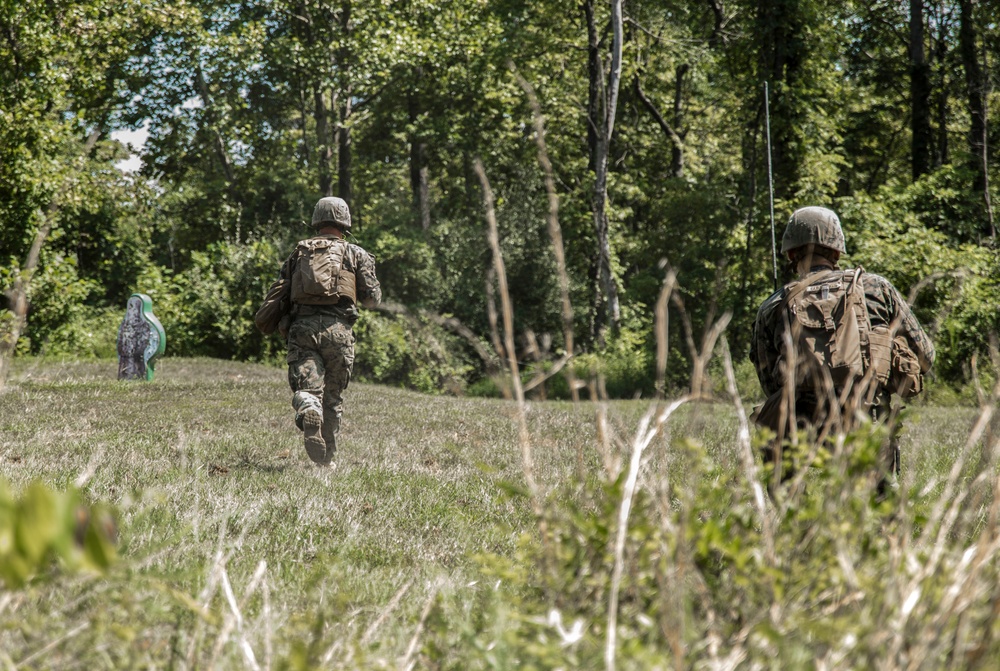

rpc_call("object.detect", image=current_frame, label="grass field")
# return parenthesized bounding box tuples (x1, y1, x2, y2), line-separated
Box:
(0, 357, 993, 669)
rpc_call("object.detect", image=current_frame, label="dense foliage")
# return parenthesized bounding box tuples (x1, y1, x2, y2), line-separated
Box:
(2, 0, 998, 393)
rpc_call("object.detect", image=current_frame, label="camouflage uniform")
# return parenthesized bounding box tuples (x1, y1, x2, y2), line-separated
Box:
(749, 207, 935, 491)
(265, 197, 381, 465)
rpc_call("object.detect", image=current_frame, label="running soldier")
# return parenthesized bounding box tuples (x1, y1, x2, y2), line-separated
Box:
(256, 197, 382, 466)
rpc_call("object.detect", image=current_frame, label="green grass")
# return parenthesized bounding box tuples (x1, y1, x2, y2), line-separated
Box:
(0, 357, 992, 669)
(0, 358, 588, 668)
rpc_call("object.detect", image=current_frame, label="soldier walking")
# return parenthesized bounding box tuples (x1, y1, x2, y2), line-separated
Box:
(257, 197, 382, 466)
(750, 206, 935, 492)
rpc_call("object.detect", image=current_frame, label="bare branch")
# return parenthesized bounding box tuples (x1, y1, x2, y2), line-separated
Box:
(473, 158, 540, 512)
(512, 65, 579, 401)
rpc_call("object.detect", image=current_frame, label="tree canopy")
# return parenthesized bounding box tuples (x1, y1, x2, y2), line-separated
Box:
(2, 0, 998, 394)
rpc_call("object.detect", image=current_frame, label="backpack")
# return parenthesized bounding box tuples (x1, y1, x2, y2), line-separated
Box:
(290, 237, 357, 305)
(780, 267, 871, 402)
(254, 278, 290, 335)
(753, 267, 925, 433)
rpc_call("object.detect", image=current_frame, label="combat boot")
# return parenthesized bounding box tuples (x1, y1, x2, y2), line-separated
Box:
(321, 413, 341, 466)
(293, 391, 327, 465)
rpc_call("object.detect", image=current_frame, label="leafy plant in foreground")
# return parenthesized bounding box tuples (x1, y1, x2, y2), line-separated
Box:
(0, 478, 117, 590)
(420, 415, 1000, 669)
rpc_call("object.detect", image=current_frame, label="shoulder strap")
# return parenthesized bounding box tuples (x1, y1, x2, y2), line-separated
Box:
(782, 268, 840, 306)
(846, 267, 870, 345)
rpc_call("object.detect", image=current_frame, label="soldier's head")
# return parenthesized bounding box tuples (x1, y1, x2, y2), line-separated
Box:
(781, 206, 845, 266)
(311, 197, 352, 234)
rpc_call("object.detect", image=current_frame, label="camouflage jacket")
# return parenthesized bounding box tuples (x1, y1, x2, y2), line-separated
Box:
(750, 265, 935, 398)
(277, 234, 382, 323)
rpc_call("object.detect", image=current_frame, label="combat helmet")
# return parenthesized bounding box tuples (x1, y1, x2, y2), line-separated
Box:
(311, 197, 352, 231)
(780, 206, 846, 254)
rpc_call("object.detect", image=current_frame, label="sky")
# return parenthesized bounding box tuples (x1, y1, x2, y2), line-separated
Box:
(112, 123, 149, 172)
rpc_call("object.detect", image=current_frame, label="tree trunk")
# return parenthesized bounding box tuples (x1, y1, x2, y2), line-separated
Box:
(337, 96, 353, 209)
(299, 86, 311, 167)
(584, 0, 601, 173)
(634, 73, 686, 179)
(408, 68, 431, 231)
(933, 25, 949, 169)
(959, 0, 994, 239)
(194, 64, 235, 185)
(315, 87, 334, 197)
(336, 1, 354, 211)
(910, 0, 932, 180)
(756, 0, 801, 202)
(409, 138, 431, 231)
(583, 0, 622, 339)
(671, 64, 688, 177)
(707, 0, 727, 46)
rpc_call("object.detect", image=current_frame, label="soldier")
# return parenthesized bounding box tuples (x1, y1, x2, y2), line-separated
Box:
(750, 206, 935, 491)
(258, 197, 381, 466)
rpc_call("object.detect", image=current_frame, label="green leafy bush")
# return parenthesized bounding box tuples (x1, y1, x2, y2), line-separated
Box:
(353, 310, 475, 394)
(839, 191, 1000, 381)
(1, 248, 98, 356)
(569, 325, 655, 399)
(134, 239, 287, 363)
(369, 230, 446, 310)
(41, 307, 123, 359)
(0, 478, 117, 589)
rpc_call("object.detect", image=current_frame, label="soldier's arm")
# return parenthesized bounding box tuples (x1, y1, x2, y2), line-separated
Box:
(277, 252, 295, 283)
(750, 302, 782, 397)
(355, 250, 382, 309)
(885, 281, 936, 374)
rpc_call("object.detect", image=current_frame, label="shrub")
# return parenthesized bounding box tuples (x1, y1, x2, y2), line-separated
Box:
(568, 326, 655, 399)
(0, 478, 117, 589)
(1, 249, 98, 355)
(42, 306, 122, 359)
(353, 310, 475, 394)
(134, 239, 287, 363)
(369, 230, 445, 310)
(838, 188, 1000, 383)
(421, 416, 1000, 668)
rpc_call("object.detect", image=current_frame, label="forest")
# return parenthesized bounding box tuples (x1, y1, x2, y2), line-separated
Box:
(2, 0, 999, 396)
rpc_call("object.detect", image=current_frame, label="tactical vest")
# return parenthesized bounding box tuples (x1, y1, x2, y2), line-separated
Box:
(290, 237, 357, 306)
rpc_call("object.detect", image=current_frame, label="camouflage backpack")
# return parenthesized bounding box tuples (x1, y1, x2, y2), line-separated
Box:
(780, 267, 872, 401)
(290, 237, 357, 305)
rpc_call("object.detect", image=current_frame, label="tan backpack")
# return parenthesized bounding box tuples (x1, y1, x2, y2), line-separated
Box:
(753, 267, 924, 433)
(290, 237, 357, 305)
(781, 268, 871, 402)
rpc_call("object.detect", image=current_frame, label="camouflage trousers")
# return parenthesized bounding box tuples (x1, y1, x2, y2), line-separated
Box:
(286, 313, 356, 460)
(760, 392, 901, 500)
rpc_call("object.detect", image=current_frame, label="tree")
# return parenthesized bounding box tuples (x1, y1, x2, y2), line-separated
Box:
(910, 0, 933, 180)
(582, 0, 624, 339)
(0, 0, 157, 369)
(958, 0, 994, 239)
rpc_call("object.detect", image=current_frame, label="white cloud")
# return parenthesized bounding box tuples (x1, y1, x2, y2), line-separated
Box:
(112, 122, 150, 173)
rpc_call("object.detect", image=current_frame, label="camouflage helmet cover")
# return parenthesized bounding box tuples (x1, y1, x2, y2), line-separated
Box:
(311, 197, 352, 230)
(780, 206, 846, 254)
